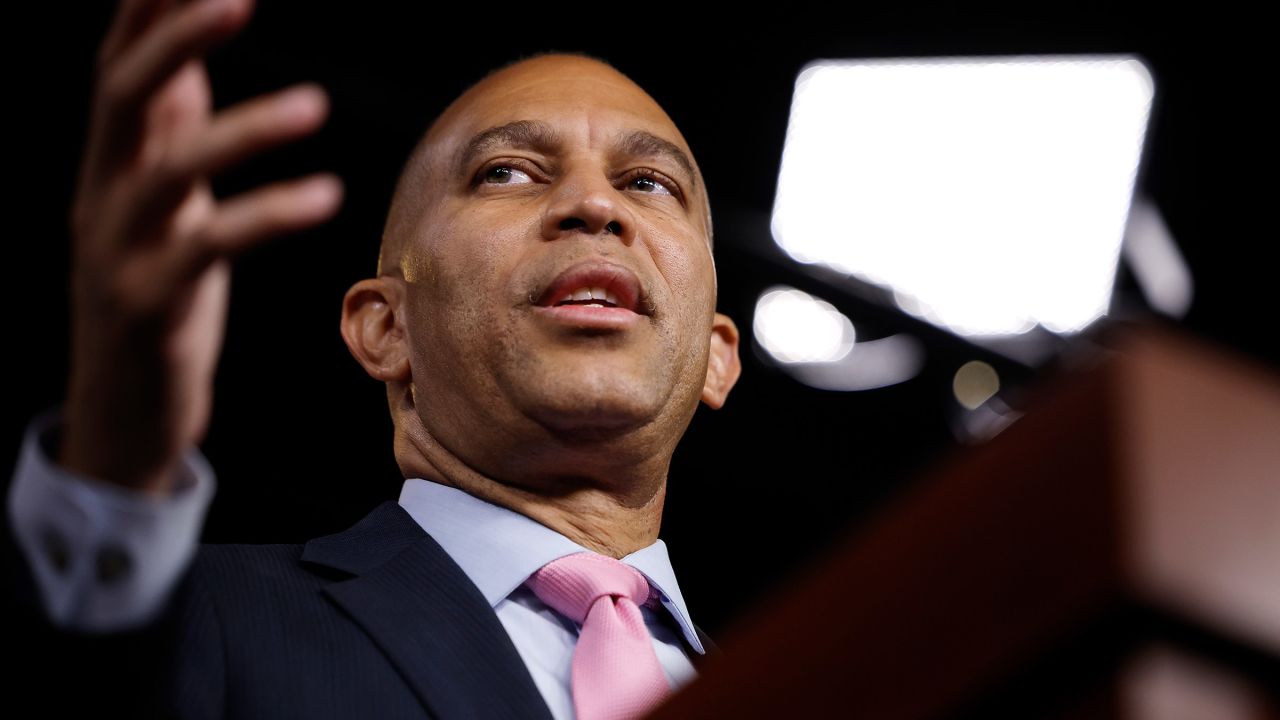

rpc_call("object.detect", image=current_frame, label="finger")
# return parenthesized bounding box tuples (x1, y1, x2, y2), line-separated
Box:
(169, 174, 344, 283)
(126, 83, 326, 224)
(183, 83, 330, 179)
(97, 0, 170, 68)
(96, 0, 252, 150)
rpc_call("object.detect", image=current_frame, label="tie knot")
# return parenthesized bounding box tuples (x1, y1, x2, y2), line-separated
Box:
(525, 552, 655, 624)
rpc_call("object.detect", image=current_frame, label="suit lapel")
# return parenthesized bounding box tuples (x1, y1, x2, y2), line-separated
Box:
(302, 501, 554, 720)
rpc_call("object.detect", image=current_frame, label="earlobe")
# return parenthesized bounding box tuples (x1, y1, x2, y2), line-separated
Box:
(701, 312, 742, 409)
(340, 277, 411, 382)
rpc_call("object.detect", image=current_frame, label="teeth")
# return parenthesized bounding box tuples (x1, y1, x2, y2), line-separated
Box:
(558, 286, 620, 307)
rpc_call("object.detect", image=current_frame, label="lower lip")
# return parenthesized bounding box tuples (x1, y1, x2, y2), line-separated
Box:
(533, 304, 644, 330)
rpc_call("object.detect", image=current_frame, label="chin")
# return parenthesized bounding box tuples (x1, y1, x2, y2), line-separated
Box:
(519, 365, 670, 440)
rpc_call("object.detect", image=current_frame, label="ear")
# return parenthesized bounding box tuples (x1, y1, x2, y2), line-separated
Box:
(701, 312, 742, 409)
(340, 277, 411, 382)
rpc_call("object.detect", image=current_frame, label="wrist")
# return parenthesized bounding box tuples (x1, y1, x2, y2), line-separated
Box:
(58, 419, 182, 498)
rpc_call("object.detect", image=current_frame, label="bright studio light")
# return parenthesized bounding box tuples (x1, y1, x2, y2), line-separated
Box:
(771, 55, 1154, 337)
(754, 286, 856, 363)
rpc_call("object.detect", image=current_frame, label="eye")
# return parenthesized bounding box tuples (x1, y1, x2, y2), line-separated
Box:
(477, 164, 533, 185)
(625, 169, 678, 198)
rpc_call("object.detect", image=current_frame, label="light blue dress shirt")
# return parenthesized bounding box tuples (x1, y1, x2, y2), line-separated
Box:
(7, 408, 703, 719)
(397, 478, 702, 719)
(7, 408, 216, 630)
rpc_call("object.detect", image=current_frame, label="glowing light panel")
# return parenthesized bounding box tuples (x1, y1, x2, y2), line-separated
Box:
(772, 55, 1154, 336)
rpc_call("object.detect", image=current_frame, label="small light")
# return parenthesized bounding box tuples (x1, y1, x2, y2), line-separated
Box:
(754, 286, 856, 364)
(953, 360, 1001, 410)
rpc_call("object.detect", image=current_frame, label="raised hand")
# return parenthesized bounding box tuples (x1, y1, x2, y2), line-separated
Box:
(60, 0, 343, 495)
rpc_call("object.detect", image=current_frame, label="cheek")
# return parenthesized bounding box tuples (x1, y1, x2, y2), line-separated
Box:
(644, 230, 715, 322)
(641, 225, 717, 376)
(423, 209, 526, 303)
(412, 213, 525, 362)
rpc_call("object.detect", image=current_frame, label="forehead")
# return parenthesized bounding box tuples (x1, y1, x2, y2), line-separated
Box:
(424, 58, 697, 173)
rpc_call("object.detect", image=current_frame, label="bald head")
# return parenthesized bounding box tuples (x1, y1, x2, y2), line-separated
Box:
(376, 53, 713, 280)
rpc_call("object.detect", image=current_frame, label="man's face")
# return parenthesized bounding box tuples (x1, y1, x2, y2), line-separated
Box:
(392, 56, 731, 476)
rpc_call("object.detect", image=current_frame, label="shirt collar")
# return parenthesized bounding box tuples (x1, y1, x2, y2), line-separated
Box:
(397, 478, 705, 654)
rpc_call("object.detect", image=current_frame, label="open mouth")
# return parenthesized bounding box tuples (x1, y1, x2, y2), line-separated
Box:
(535, 261, 648, 315)
(532, 261, 650, 330)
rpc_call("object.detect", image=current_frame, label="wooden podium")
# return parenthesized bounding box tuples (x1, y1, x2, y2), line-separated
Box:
(652, 325, 1279, 718)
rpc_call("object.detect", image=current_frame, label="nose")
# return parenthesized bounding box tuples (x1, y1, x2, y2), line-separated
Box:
(540, 166, 636, 246)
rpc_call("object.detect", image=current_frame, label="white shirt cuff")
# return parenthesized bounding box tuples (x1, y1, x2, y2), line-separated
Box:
(6, 406, 216, 633)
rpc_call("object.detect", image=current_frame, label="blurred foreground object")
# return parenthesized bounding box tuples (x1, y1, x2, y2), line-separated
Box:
(653, 323, 1279, 718)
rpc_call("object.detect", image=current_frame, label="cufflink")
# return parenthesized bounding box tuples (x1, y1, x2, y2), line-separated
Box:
(95, 543, 132, 585)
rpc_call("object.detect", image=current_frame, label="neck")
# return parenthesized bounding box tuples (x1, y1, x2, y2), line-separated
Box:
(392, 413, 669, 559)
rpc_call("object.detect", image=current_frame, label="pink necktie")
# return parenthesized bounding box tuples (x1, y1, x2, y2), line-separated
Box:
(525, 551, 672, 720)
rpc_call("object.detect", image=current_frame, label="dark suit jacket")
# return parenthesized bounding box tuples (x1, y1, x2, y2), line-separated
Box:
(5, 499, 718, 719)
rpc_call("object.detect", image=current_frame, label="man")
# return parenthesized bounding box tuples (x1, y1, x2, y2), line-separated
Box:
(5, 0, 741, 717)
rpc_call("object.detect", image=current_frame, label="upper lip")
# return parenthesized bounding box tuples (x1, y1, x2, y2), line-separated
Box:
(535, 261, 648, 315)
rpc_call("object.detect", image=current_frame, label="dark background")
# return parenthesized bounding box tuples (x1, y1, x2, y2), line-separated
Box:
(5, 1, 1245, 639)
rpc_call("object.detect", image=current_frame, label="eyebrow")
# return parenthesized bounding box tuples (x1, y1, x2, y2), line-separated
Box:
(453, 120, 699, 192)
(453, 120, 564, 180)
(615, 129, 699, 192)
